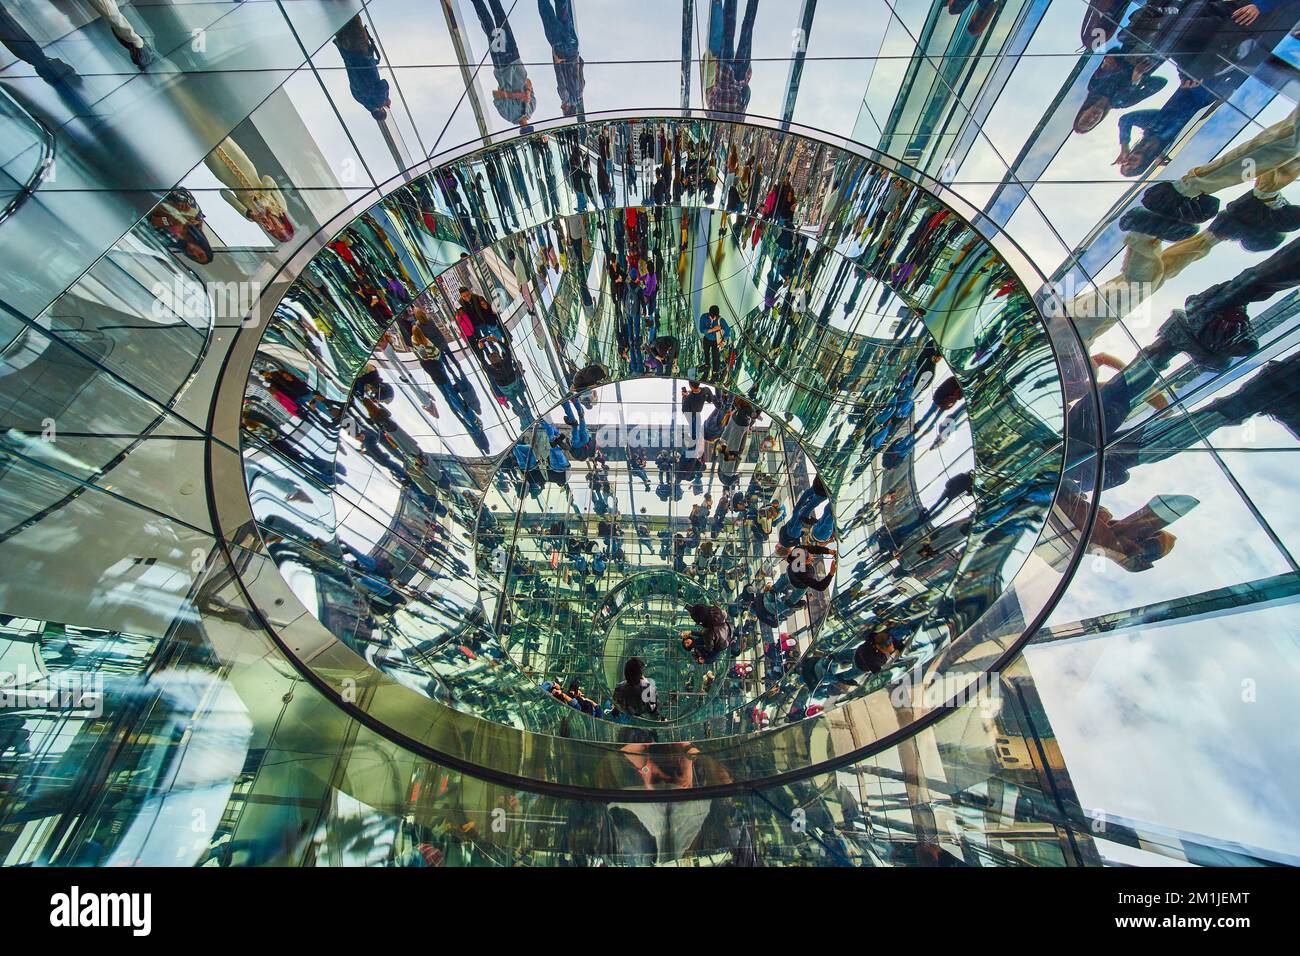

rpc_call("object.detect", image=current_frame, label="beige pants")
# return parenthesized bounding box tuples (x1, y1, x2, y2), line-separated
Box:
(1071, 104, 1300, 343)
(1068, 232, 1217, 343)
(88, 0, 143, 49)
(1182, 102, 1300, 196)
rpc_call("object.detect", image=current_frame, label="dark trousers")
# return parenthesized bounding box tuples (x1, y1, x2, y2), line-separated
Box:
(702, 338, 723, 378)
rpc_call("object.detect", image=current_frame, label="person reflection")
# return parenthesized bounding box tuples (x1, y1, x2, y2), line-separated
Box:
(705, 0, 759, 118)
(203, 136, 295, 244)
(480, 337, 534, 425)
(612, 657, 658, 719)
(1077, 129, 1300, 344)
(469, 0, 535, 130)
(536, 0, 584, 118)
(943, 0, 1002, 37)
(582, 743, 745, 864)
(0, 5, 76, 83)
(333, 15, 392, 120)
(147, 188, 213, 264)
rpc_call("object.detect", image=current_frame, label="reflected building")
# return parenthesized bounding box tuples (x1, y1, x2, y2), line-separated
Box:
(0, 0, 1296, 868)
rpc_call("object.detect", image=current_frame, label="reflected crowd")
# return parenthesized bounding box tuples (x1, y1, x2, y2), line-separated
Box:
(2, 0, 1299, 868)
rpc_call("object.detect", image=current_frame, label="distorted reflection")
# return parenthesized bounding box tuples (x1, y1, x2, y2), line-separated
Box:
(241, 117, 1062, 742)
(6, 0, 1300, 868)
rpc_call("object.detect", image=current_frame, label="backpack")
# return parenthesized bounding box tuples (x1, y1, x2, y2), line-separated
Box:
(617, 677, 657, 716)
(689, 603, 727, 628)
(854, 642, 889, 674)
(413, 341, 441, 362)
(572, 363, 608, 390)
(455, 309, 474, 339)
(706, 622, 733, 653)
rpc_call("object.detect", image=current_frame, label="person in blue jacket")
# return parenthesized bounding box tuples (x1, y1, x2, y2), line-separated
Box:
(512, 439, 545, 499)
(696, 304, 732, 380)
(547, 441, 571, 487)
(778, 475, 834, 548)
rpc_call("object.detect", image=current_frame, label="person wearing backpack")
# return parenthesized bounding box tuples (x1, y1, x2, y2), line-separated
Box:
(513, 438, 546, 497)
(628, 450, 652, 491)
(681, 603, 733, 664)
(480, 338, 533, 424)
(762, 544, 837, 622)
(681, 380, 715, 442)
(647, 334, 679, 375)
(915, 376, 962, 436)
(702, 392, 731, 443)
(778, 475, 834, 548)
(720, 396, 759, 451)
(613, 658, 659, 718)
(696, 304, 731, 380)
(572, 363, 609, 391)
(854, 623, 900, 674)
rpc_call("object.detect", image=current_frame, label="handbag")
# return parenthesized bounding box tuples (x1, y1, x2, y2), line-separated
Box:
(456, 310, 474, 339)
(272, 391, 299, 417)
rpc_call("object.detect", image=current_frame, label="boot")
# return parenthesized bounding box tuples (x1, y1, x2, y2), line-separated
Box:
(1208, 192, 1300, 251)
(1108, 495, 1199, 545)
(1120, 207, 1198, 242)
(1141, 181, 1220, 223)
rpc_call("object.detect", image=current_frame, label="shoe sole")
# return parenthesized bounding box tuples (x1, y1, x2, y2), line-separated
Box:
(1142, 183, 1218, 223)
(1120, 208, 1197, 242)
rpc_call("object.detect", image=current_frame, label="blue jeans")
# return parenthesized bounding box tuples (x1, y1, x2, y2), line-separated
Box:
(915, 400, 943, 435)
(500, 379, 533, 424)
(471, 0, 520, 66)
(766, 574, 807, 616)
(779, 483, 833, 547)
(709, 0, 757, 76)
(537, 0, 579, 58)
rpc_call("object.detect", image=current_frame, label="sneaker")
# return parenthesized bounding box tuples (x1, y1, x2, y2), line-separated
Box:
(1119, 207, 1198, 242)
(129, 43, 154, 69)
(1156, 307, 1254, 372)
(1209, 192, 1300, 250)
(1141, 181, 1219, 223)
(36, 57, 75, 83)
(1183, 295, 1256, 356)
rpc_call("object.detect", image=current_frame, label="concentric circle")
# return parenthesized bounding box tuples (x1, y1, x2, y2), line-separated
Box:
(212, 113, 1094, 795)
